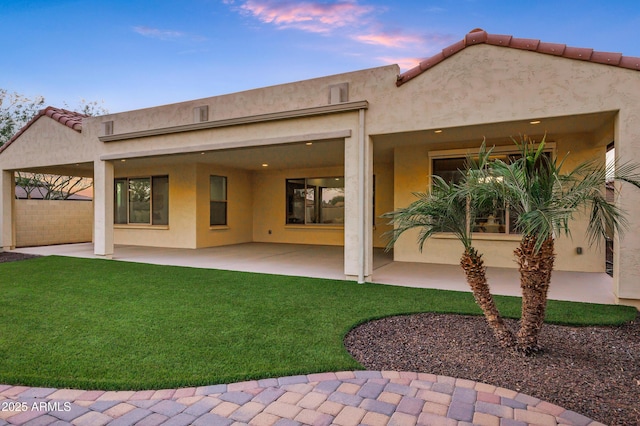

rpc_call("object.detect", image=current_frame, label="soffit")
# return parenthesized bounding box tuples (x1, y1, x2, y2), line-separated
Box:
(115, 138, 345, 172)
(372, 111, 616, 162)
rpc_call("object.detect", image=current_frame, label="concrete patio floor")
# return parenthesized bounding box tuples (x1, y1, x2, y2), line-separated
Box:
(11, 242, 615, 305)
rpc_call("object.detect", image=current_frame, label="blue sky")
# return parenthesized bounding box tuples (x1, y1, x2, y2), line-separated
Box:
(2, 0, 639, 113)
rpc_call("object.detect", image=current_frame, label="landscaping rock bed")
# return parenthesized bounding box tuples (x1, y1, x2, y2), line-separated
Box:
(344, 312, 640, 425)
(0, 252, 40, 263)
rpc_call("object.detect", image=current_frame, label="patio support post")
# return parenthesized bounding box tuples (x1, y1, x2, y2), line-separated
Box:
(0, 170, 15, 251)
(613, 111, 640, 309)
(344, 108, 373, 282)
(94, 159, 114, 258)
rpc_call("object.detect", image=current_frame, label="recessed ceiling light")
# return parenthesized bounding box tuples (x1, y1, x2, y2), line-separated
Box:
(530, 120, 541, 125)
(262, 163, 269, 167)
(434, 129, 443, 133)
(120, 159, 126, 162)
(306, 142, 313, 146)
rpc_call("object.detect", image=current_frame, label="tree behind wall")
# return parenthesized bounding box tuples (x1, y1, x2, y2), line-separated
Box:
(0, 89, 45, 147)
(15, 172, 92, 200)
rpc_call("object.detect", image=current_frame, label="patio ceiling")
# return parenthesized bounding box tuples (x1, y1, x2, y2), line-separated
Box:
(372, 110, 617, 163)
(13, 162, 94, 178)
(115, 137, 346, 172)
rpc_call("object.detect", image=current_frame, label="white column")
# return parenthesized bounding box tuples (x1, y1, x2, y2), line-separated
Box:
(0, 170, 15, 251)
(94, 159, 114, 257)
(344, 109, 373, 282)
(614, 110, 640, 309)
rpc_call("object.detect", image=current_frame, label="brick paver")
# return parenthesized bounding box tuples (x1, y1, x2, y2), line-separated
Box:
(0, 371, 599, 425)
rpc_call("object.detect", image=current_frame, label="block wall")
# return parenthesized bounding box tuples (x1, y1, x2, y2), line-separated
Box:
(15, 200, 92, 247)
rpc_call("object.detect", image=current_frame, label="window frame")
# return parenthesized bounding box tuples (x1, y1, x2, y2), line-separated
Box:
(285, 176, 345, 226)
(209, 175, 228, 227)
(113, 175, 169, 226)
(428, 143, 555, 237)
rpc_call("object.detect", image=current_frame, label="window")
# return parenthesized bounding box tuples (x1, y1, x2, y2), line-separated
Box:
(431, 148, 552, 235)
(210, 175, 227, 226)
(114, 176, 168, 225)
(286, 177, 344, 225)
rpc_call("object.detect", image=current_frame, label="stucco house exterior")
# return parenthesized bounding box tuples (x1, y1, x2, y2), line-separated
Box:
(2, 29, 639, 308)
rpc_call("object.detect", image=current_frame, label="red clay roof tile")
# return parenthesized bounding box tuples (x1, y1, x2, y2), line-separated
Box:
(442, 39, 466, 58)
(537, 42, 566, 56)
(397, 29, 640, 86)
(591, 51, 622, 65)
(486, 33, 513, 46)
(421, 52, 446, 70)
(619, 56, 640, 70)
(508, 37, 540, 51)
(465, 29, 488, 45)
(563, 46, 594, 60)
(0, 106, 86, 155)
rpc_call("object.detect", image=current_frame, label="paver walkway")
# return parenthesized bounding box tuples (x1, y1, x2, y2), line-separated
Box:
(0, 371, 602, 426)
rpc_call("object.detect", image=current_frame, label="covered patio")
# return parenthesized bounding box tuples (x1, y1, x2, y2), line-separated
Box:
(10, 242, 615, 305)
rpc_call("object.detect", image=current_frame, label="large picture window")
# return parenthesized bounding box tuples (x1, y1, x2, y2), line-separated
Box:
(210, 175, 227, 226)
(286, 177, 344, 225)
(114, 176, 169, 225)
(431, 148, 552, 235)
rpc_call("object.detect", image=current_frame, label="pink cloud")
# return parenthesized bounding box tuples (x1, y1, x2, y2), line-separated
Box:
(227, 1, 455, 60)
(377, 56, 423, 71)
(238, 0, 375, 34)
(353, 32, 426, 48)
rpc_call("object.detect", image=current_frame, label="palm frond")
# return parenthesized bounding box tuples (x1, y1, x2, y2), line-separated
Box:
(383, 175, 473, 251)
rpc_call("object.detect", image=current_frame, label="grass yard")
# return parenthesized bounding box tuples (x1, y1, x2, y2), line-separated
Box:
(0, 256, 636, 390)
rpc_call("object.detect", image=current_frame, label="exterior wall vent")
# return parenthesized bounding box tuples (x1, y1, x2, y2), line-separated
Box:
(328, 83, 349, 104)
(102, 121, 114, 136)
(194, 106, 209, 123)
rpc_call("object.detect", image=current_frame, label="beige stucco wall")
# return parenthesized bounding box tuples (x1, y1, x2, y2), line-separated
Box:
(15, 200, 92, 247)
(195, 163, 253, 248)
(249, 160, 391, 249)
(86, 66, 396, 139)
(373, 162, 394, 248)
(113, 162, 197, 248)
(0, 118, 94, 170)
(366, 45, 639, 135)
(252, 166, 346, 246)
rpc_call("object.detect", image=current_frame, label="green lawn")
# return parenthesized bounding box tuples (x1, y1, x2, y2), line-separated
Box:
(0, 256, 635, 390)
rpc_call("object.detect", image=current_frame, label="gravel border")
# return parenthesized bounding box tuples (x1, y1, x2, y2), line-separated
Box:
(0, 252, 41, 263)
(344, 312, 640, 425)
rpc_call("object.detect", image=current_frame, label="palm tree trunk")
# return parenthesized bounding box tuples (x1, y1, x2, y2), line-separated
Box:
(460, 247, 515, 348)
(515, 235, 555, 354)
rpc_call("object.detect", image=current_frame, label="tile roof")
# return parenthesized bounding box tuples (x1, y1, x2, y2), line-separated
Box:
(397, 28, 640, 86)
(0, 106, 86, 154)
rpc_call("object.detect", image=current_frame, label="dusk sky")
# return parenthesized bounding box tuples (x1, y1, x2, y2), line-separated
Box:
(2, 0, 639, 113)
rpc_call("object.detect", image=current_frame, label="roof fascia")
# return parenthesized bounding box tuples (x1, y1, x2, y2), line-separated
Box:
(99, 100, 369, 143)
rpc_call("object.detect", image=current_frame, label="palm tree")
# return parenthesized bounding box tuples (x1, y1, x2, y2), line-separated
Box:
(384, 152, 515, 349)
(480, 137, 640, 354)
